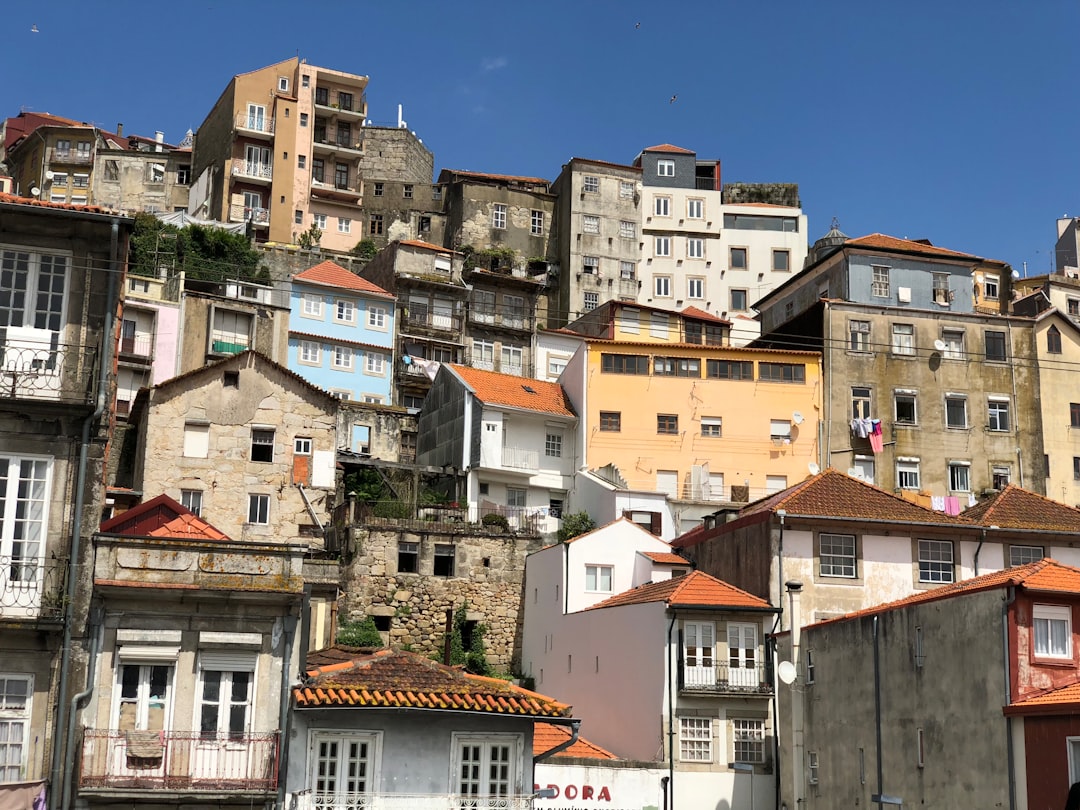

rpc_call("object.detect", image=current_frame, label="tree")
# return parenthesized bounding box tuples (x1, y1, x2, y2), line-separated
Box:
(352, 238, 378, 260)
(297, 224, 322, 250)
(557, 511, 596, 543)
(336, 616, 384, 647)
(437, 603, 492, 676)
(128, 212, 268, 283)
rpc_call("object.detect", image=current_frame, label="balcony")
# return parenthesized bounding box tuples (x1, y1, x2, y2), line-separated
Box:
(312, 89, 367, 122)
(404, 310, 462, 337)
(0, 555, 66, 621)
(310, 178, 362, 205)
(230, 159, 273, 184)
(228, 204, 270, 226)
(79, 730, 279, 793)
(119, 335, 154, 363)
(333, 500, 541, 537)
(234, 112, 275, 138)
(312, 129, 363, 156)
(681, 662, 772, 695)
(47, 147, 92, 165)
(300, 792, 533, 810)
(501, 446, 538, 470)
(461, 355, 530, 378)
(468, 310, 532, 333)
(0, 337, 97, 406)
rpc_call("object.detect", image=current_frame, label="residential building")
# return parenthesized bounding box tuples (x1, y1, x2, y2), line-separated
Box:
(774, 558, 1080, 810)
(357, 125, 444, 248)
(0, 195, 132, 807)
(286, 647, 575, 809)
(752, 231, 1040, 496)
(336, 400, 418, 463)
(190, 58, 370, 251)
(359, 239, 468, 408)
(289, 259, 396, 403)
(91, 133, 191, 215)
(559, 300, 822, 536)
(549, 158, 643, 327)
(534, 327, 584, 383)
(4, 114, 122, 204)
(115, 272, 182, 419)
(522, 519, 777, 808)
(79, 495, 303, 809)
(417, 364, 577, 536)
(126, 351, 338, 544)
(463, 262, 543, 378)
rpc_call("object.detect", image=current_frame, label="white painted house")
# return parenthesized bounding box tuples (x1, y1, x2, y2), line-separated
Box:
(522, 519, 779, 810)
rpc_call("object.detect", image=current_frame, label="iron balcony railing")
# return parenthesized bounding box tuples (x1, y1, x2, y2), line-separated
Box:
(0, 555, 66, 620)
(313, 130, 363, 151)
(48, 147, 93, 165)
(333, 500, 542, 536)
(405, 310, 462, 334)
(119, 335, 154, 360)
(681, 662, 772, 695)
(468, 310, 532, 331)
(301, 792, 533, 810)
(461, 355, 529, 378)
(230, 159, 273, 181)
(234, 113, 275, 135)
(0, 340, 97, 404)
(228, 204, 270, 225)
(80, 729, 279, 792)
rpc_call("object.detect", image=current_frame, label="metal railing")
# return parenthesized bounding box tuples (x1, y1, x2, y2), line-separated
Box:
(313, 130, 363, 151)
(234, 113, 275, 135)
(681, 662, 772, 694)
(467, 310, 532, 331)
(461, 356, 530, 378)
(502, 446, 538, 470)
(230, 159, 273, 181)
(119, 335, 154, 359)
(228, 204, 270, 225)
(405, 311, 462, 333)
(48, 147, 92, 165)
(334, 500, 542, 536)
(301, 792, 533, 810)
(80, 729, 279, 791)
(0, 555, 66, 620)
(0, 341, 97, 404)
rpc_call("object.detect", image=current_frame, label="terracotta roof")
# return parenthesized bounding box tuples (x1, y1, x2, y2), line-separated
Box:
(444, 169, 550, 186)
(448, 365, 575, 418)
(641, 551, 690, 565)
(294, 260, 393, 297)
(963, 485, 1080, 533)
(641, 144, 695, 154)
(0, 192, 116, 216)
(289, 330, 393, 354)
(586, 570, 773, 611)
(845, 233, 979, 260)
(99, 493, 229, 539)
(305, 644, 383, 669)
(1006, 681, 1080, 715)
(295, 648, 571, 718)
(398, 239, 459, 254)
(148, 513, 229, 541)
(679, 306, 730, 324)
(533, 723, 618, 759)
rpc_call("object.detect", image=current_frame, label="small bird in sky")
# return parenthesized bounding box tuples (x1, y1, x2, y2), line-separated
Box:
(635, 22, 640, 28)
(31, 24, 39, 33)
(670, 94, 678, 104)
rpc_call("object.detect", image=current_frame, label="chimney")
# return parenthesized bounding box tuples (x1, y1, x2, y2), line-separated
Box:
(154, 131, 164, 153)
(116, 123, 123, 137)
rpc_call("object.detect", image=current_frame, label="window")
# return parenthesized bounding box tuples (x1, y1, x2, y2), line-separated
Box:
(582, 256, 600, 275)
(686, 238, 704, 259)
(687, 278, 704, 299)
(985, 330, 1007, 361)
(892, 324, 915, 355)
(545, 434, 562, 458)
(198, 664, 252, 740)
(334, 162, 350, 189)
(337, 218, 352, 234)
(895, 392, 918, 425)
(506, 487, 527, 508)
(398, 541, 418, 574)
(72, 174, 89, 188)
(531, 210, 544, 235)
(733, 719, 765, 764)
(401, 183, 413, 199)
(180, 489, 203, 517)
(335, 299, 356, 324)
(984, 274, 1000, 300)
(945, 395, 967, 428)
(707, 360, 753, 380)
(988, 398, 1011, 431)
(657, 159, 675, 177)
(54, 139, 71, 157)
(730, 289, 748, 312)
(852, 387, 871, 420)
(766, 475, 788, 493)
(872, 266, 890, 297)
(583, 292, 599, 312)
(657, 414, 679, 434)
(619, 220, 636, 239)
(679, 717, 712, 762)
(1010, 545, 1044, 566)
(294, 209, 304, 225)
(585, 565, 613, 593)
(297, 154, 307, 170)
(1072, 403, 1080, 428)
(582, 214, 600, 235)
(250, 429, 275, 462)
(846, 319, 872, 352)
(932, 273, 951, 305)
(942, 329, 965, 360)
(654, 196, 670, 216)
(434, 544, 455, 577)
(76, 141, 91, 159)
(247, 494, 270, 524)
(500, 345, 523, 375)
(183, 423, 209, 457)
(701, 417, 722, 437)
(948, 462, 971, 492)
(601, 353, 649, 374)
(333, 345, 354, 370)
(806, 648, 816, 684)
(547, 356, 568, 379)
(583, 176, 599, 193)
(0, 248, 68, 335)
(808, 751, 820, 784)
(992, 465, 1012, 489)
(367, 305, 387, 329)
(115, 663, 172, 732)
(918, 539, 953, 584)
(654, 357, 700, 377)
(729, 247, 748, 270)
(1034, 605, 1072, 658)
(820, 533, 856, 578)
(655, 276, 672, 297)
(619, 180, 635, 199)
(52, 172, 69, 187)
(897, 459, 921, 490)
(759, 363, 805, 383)
(599, 411, 621, 431)
(770, 420, 792, 440)
(313, 213, 326, 230)
(1048, 325, 1063, 354)
(365, 353, 385, 375)
(371, 182, 384, 198)
(299, 340, 322, 365)
(620, 261, 636, 280)
(419, 215, 431, 233)
(311, 732, 377, 802)
(655, 237, 671, 257)
(369, 214, 383, 236)
(773, 249, 791, 272)
(294, 437, 312, 456)
(0, 675, 31, 781)
(456, 736, 517, 799)
(687, 198, 704, 219)
(491, 204, 507, 229)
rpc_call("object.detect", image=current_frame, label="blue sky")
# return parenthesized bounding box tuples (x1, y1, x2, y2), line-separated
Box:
(3, 0, 1078, 274)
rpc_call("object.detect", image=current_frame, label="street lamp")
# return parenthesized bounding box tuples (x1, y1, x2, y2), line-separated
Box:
(731, 762, 754, 809)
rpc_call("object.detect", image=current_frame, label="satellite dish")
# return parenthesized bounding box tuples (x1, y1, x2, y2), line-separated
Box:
(44, 170, 54, 181)
(1011, 268, 1021, 279)
(792, 411, 804, 425)
(778, 661, 797, 685)
(933, 339, 947, 352)
(29, 186, 40, 198)
(808, 462, 820, 475)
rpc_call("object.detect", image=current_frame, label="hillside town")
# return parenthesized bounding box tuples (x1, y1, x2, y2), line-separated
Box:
(5, 56, 1080, 810)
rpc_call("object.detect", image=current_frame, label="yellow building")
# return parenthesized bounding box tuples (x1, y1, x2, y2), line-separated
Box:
(561, 301, 823, 510)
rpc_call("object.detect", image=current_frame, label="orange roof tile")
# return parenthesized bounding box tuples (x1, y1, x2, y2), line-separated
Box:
(398, 239, 459, 254)
(1006, 681, 1080, 715)
(845, 233, 979, 260)
(295, 649, 571, 718)
(0, 192, 117, 216)
(642, 144, 695, 154)
(641, 551, 690, 565)
(586, 570, 773, 611)
(294, 261, 393, 297)
(448, 365, 575, 418)
(533, 723, 618, 759)
(679, 306, 730, 324)
(148, 513, 229, 541)
(963, 485, 1080, 533)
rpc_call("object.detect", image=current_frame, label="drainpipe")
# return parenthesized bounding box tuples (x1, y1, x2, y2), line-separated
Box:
(975, 527, 987, 577)
(275, 610, 299, 810)
(772, 511, 787, 810)
(874, 615, 884, 810)
(61, 604, 103, 810)
(667, 613, 677, 810)
(1002, 586, 1018, 810)
(532, 718, 581, 763)
(787, 581, 805, 809)
(50, 220, 120, 810)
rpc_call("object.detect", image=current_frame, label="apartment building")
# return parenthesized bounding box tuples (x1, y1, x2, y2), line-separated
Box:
(358, 125, 444, 248)
(115, 273, 182, 419)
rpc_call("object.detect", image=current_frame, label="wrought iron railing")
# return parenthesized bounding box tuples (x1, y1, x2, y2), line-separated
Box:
(681, 662, 772, 694)
(228, 204, 270, 225)
(119, 335, 153, 359)
(0, 555, 66, 620)
(333, 500, 542, 536)
(230, 159, 273, 181)
(467, 310, 532, 332)
(0, 341, 97, 404)
(301, 792, 533, 810)
(48, 147, 93, 165)
(234, 113, 275, 135)
(80, 729, 279, 791)
(405, 311, 462, 333)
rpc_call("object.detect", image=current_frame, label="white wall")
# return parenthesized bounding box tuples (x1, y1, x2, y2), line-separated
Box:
(564, 520, 672, 613)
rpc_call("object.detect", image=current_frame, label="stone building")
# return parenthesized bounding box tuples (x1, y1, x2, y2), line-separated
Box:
(462, 263, 544, 378)
(91, 133, 191, 215)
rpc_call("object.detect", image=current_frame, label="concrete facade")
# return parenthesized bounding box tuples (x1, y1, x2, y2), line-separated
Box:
(176, 281, 290, 375)
(462, 266, 543, 379)
(92, 141, 191, 215)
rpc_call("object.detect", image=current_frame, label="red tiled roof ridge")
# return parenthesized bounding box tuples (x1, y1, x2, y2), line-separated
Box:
(533, 722, 618, 759)
(0, 192, 117, 215)
(294, 260, 393, 296)
(642, 144, 695, 154)
(963, 484, 1080, 531)
(447, 365, 575, 418)
(679, 305, 729, 324)
(586, 569, 771, 611)
(846, 233, 980, 260)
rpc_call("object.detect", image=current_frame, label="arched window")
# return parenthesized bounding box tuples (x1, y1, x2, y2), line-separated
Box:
(1048, 325, 1062, 354)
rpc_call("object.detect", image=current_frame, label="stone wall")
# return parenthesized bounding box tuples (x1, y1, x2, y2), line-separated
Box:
(721, 182, 800, 207)
(339, 527, 544, 673)
(357, 127, 434, 184)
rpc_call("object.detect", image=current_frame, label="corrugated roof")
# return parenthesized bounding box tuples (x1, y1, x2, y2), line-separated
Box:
(586, 570, 773, 611)
(845, 233, 979, 260)
(963, 485, 1080, 533)
(294, 261, 393, 297)
(533, 723, 618, 759)
(448, 365, 575, 418)
(295, 649, 571, 718)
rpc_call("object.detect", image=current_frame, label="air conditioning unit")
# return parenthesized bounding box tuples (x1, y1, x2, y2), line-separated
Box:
(897, 287, 912, 303)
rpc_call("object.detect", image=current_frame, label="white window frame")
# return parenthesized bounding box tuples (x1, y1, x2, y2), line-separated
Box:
(582, 215, 600, 234)
(655, 237, 671, 257)
(657, 159, 675, 177)
(367, 305, 387, 329)
(687, 198, 704, 219)
(365, 352, 385, 375)
(545, 433, 562, 458)
(948, 461, 971, 493)
(988, 397, 1011, 432)
(332, 345, 354, 371)
(654, 196, 671, 217)
(849, 320, 871, 352)
(918, 538, 954, 584)
(872, 265, 890, 297)
(1010, 545, 1044, 566)
(0, 457, 50, 585)
(620, 261, 636, 280)
(250, 428, 275, 463)
(299, 340, 322, 365)
(312, 213, 326, 230)
(619, 181, 635, 199)
(453, 733, 520, 799)
(184, 423, 210, 458)
(687, 277, 705, 299)
(819, 533, 857, 578)
(294, 437, 312, 455)
(0, 674, 32, 783)
(180, 489, 203, 517)
(196, 655, 255, 738)
(619, 220, 636, 239)
(309, 731, 382, 799)
(492, 204, 507, 229)
(687, 238, 704, 259)
(942, 329, 965, 360)
(247, 494, 270, 525)
(531, 210, 544, 235)
(945, 395, 967, 429)
(897, 458, 921, 490)
(679, 717, 712, 762)
(111, 659, 175, 732)
(582, 176, 599, 193)
(654, 276, 672, 297)
(984, 274, 1000, 300)
(584, 564, 613, 593)
(583, 292, 599, 312)
(1034, 604, 1072, 658)
(732, 719, 765, 764)
(892, 323, 915, 355)
(334, 299, 356, 324)
(701, 416, 722, 437)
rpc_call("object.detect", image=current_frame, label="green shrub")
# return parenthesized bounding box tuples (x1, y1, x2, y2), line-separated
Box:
(372, 501, 412, 519)
(481, 513, 510, 530)
(558, 511, 596, 543)
(352, 238, 378, 259)
(435, 604, 492, 676)
(336, 617, 384, 647)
